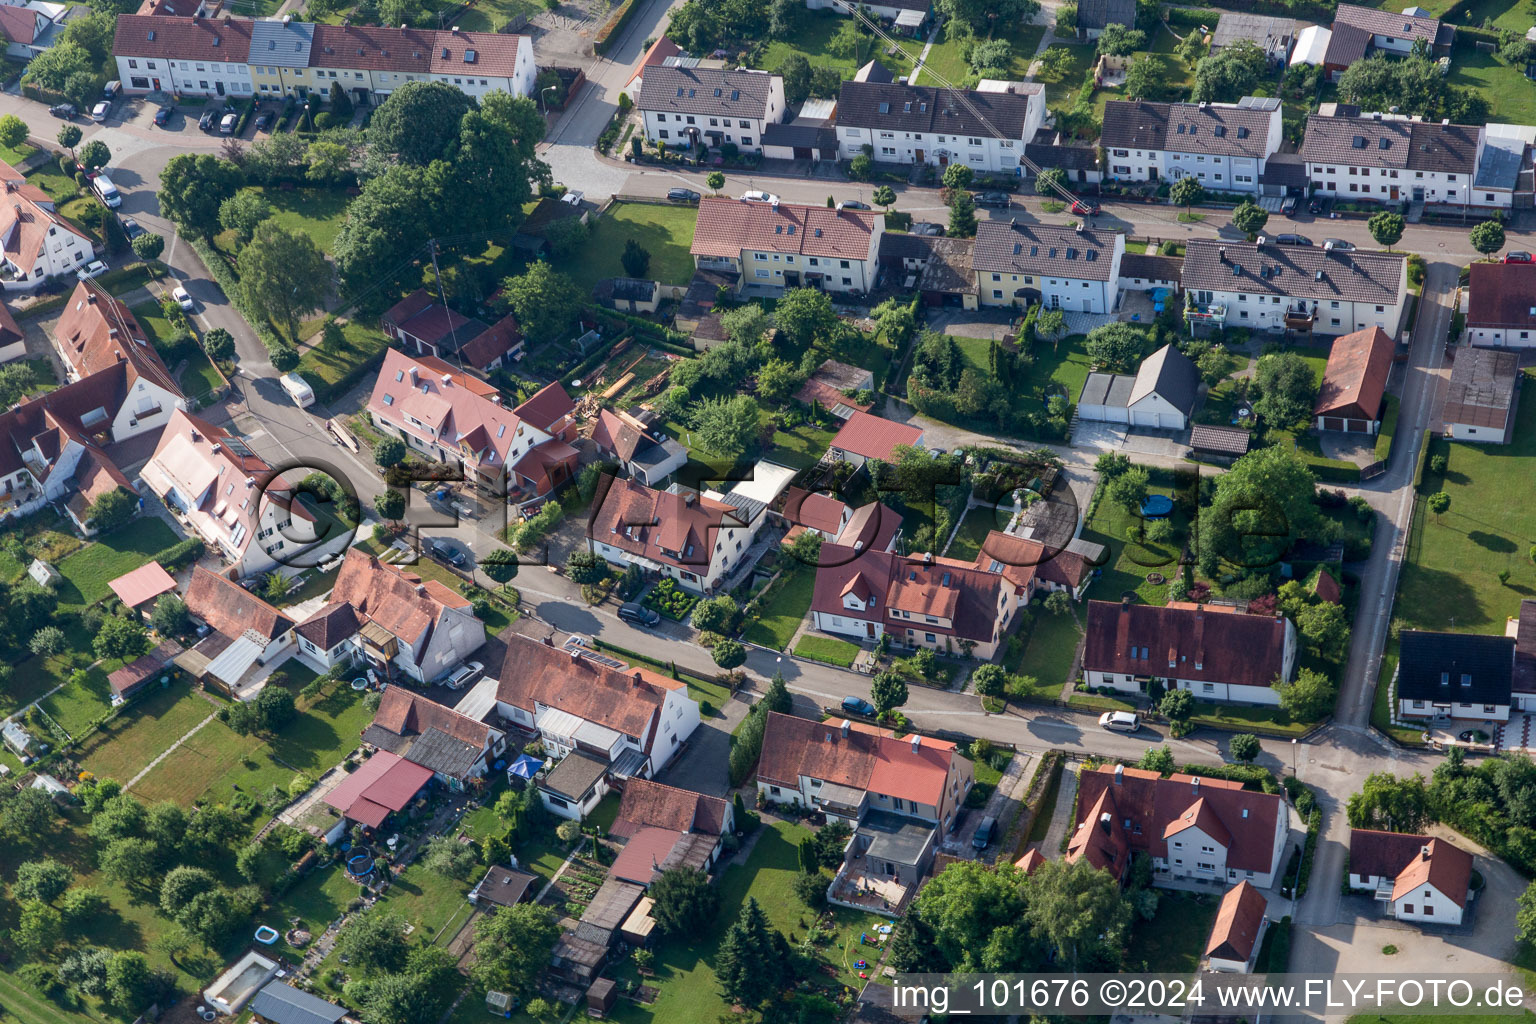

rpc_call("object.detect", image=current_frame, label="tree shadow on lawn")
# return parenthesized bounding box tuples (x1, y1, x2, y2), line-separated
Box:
(1468, 530, 1519, 553)
(1396, 564, 1486, 630)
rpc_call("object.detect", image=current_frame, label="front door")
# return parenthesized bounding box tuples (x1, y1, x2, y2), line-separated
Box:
(1390, 186, 1400, 200)
(916, 149, 925, 162)
(216, 81, 225, 95)
(152, 78, 161, 90)
(866, 622, 875, 638)
(938, 154, 948, 166)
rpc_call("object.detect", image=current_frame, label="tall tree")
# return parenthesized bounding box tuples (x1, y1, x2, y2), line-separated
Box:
(335, 910, 410, 975)
(1367, 210, 1404, 250)
(870, 670, 908, 715)
(1083, 321, 1146, 370)
(368, 81, 475, 165)
(13, 859, 73, 904)
(158, 154, 243, 238)
(1205, 446, 1326, 571)
(716, 897, 788, 1008)
(648, 867, 718, 935)
(1471, 219, 1506, 260)
(1346, 772, 1429, 832)
(502, 262, 582, 342)
(905, 859, 1034, 970)
(774, 287, 838, 348)
(947, 189, 978, 238)
(690, 394, 760, 458)
(1252, 351, 1318, 428)
(239, 222, 329, 344)
(469, 904, 559, 997)
(1024, 859, 1130, 970)
(1191, 39, 1267, 102)
(218, 190, 273, 245)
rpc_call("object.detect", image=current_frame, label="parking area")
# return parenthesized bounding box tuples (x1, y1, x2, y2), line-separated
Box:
(1070, 421, 1191, 460)
(96, 95, 288, 140)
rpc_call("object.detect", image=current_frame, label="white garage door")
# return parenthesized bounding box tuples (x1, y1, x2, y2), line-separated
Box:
(1130, 408, 1159, 428)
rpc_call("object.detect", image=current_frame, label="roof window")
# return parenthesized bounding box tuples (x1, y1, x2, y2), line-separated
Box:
(1214, 125, 1226, 137)
(731, 89, 739, 100)
(676, 87, 684, 96)
(814, 227, 822, 236)
(714, 87, 722, 96)
(464, 49, 476, 62)
(147, 29, 155, 39)
(1030, 245, 1038, 256)
(1237, 126, 1249, 138)
(1352, 136, 1367, 148)
(1177, 124, 1186, 134)
(1086, 250, 1097, 261)
(442, 47, 450, 57)
(1379, 137, 1391, 150)
(878, 102, 890, 113)
(212, 36, 220, 45)
(787, 225, 796, 234)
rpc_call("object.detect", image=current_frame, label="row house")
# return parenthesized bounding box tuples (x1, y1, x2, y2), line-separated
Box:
(1181, 238, 1408, 337)
(638, 65, 784, 155)
(973, 220, 1125, 313)
(1100, 97, 1284, 194)
(367, 349, 576, 502)
(112, 14, 535, 100)
(362, 686, 505, 789)
(689, 196, 884, 296)
(1083, 598, 1298, 705)
(834, 79, 1045, 174)
(0, 174, 97, 289)
(1069, 765, 1291, 889)
(1300, 112, 1483, 208)
(587, 474, 763, 595)
(495, 634, 701, 785)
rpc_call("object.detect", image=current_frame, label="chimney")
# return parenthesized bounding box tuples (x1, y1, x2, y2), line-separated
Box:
(1421, 845, 1431, 860)
(910, 734, 921, 752)
(541, 635, 552, 646)
(452, 23, 459, 31)
(840, 719, 850, 737)
(85, 291, 96, 304)
(1113, 764, 1123, 785)
(632, 671, 643, 687)
(244, 476, 255, 487)
(441, 373, 452, 386)
(1121, 595, 1130, 610)
(409, 367, 418, 382)
(568, 648, 579, 662)
(1192, 776, 1200, 792)
(1098, 811, 1112, 834)
(415, 584, 427, 596)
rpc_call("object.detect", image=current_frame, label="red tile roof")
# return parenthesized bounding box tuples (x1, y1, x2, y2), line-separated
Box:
(1349, 829, 1473, 907)
(1014, 848, 1045, 874)
(757, 711, 962, 808)
(185, 565, 295, 641)
(55, 281, 181, 399)
(610, 825, 684, 885)
(588, 476, 744, 574)
(795, 376, 874, 415)
(1084, 600, 1291, 690)
(512, 381, 575, 434)
(383, 289, 437, 330)
(1467, 262, 1536, 329)
(108, 639, 181, 698)
(495, 635, 681, 746)
(2, 199, 93, 316)
(112, 13, 254, 61)
(330, 548, 469, 659)
(626, 35, 681, 90)
(371, 686, 494, 748)
(691, 196, 879, 262)
(829, 410, 922, 462)
(310, 22, 434, 73)
(430, 29, 525, 76)
(295, 599, 361, 650)
(1068, 766, 1286, 877)
(612, 777, 729, 838)
(108, 561, 177, 609)
(783, 487, 848, 535)
(1206, 880, 1268, 962)
(811, 545, 1007, 645)
(459, 312, 523, 371)
(1314, 326, 1393, 420)
(0, 6, 41, 46)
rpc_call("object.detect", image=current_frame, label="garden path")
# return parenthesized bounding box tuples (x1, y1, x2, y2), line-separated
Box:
(122, 708, 218, 790)
(1034, 760, 1079, 856)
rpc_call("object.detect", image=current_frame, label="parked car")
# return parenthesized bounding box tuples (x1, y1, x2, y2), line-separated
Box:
(1504, 251, 1533, 264)
(836, 199, 871, 210)
(254, 110, 273, 131)
(1265, 233, 1311, 246)
(75, 260, 108, 281)
(1070, 199, 1100, 216)
(841, 696, 876, 717)
(102, 80, 121, 100)
(560, 190, 585, 207)
(972, 815, 997, 851)
(740, 190, 780, 204)
(1323, 238, 1355, 251)
(1308, 197, 1325, 215)
(153, 106, 171, 127)
(972, 191, 1010, 208)
(444, 661, 484, 691)
(912, 222, 943, 236)
(618, 601, 661, 627)
(1099, 710, 1141, 733)
(198, 109, 217, 131)
(121, 218, 145, 240)
(48, 103, 75, 119)
(430, 539, 467, 567)
(90, 102, 110, 123)
(219, 112, 238, 135)
(172, 286, 194, 312)
(667, 187, 701, 203)
(1281, 196, 1297, 216)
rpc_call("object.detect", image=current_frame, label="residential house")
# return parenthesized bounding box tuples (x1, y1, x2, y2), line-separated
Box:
(1118, 251, 1183, 292)
(305, 547, 486, 683)
(1443, 346, 1520, 443)
(0, 179, 94, 290)
(973, 530, 1100, 603)
(809, 546, 1017, 658)
(322, 749, 434, 831)
(1076, 343, 1200, 430)
(494, 634, 702, 780)
(1321, 4, 1453, 79)
(608, 777, 733, 883)
(1210, 14, 1299, 63)
(382, 289, 492, 360)
(1068, 764, 1291, 887)
(111, 13, 255, 96)
(1300, 112, 1482, 207)
(1181, 238, 1408, 336)
(690, 196, 884, 295)
(638, 65, 784, 154)
(246, 17, 312, 97)
(1083, 599, 1298, 705)
(52, 281, 186, 440)
(827, 410, 922, 469)
(1313, 325, 1394, 433)
(879, 233, 979, 309)
(781, 487, 902, 553)
(247, 980, 348, 1024)
(590, 409, 688, 487)
(1100, 97, 1285, 194)
(141, 409, 319, 577)
(1466, 262, 1536, 347)
(1074, 0, 1135, 37)
(459, 313, 524, 373)
(538, 750, 610, 820)
(178, 566, 296, 699)
(1395, 629, 1514, 725)
(623, 34, 680, 96)
(1205, 881, 1270, 972)
(0, 2, 70, 60)
(1348, 829, 1473, 925)
(587, 475, 762, 595)
(363, 686, 506, 788)
(806, 0, 931, 33)
(367, 350, 577, 501)
(973, 221, 1126, 312)
(795, 359, 876, 418)
(834, 80, 1045, 173)
(1025, 134, 1104, 186)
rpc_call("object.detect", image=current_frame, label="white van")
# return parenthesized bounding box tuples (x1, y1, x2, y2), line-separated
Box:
(92, 174, 120, 209)
(1099, 710, 1141, 733)
(279, 373, 314, 408)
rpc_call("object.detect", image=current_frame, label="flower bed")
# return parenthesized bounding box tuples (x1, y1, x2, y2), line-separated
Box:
(643, 578, 698, 621)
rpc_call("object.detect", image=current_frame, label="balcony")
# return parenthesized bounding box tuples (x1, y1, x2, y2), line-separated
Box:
(695, 257, 739, 273)
(1284, 307, 1315, 330)
(1184, 302, 1227, 322)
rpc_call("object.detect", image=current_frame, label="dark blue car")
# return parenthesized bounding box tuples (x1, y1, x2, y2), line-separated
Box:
(841, 696, 876, 717)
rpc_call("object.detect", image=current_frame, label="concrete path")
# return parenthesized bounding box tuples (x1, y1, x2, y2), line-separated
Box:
(532, 842, 584, 906)
(1036, 760, 1079, 856)
(122, 710, 217, 790)
(908, 19, 946, 87)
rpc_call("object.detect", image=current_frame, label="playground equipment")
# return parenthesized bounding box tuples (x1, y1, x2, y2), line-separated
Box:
(346, 849, 375, 881)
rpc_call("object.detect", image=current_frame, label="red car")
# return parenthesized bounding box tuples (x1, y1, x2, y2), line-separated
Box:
(1503, 251, 1532, 264)
(1071, 199, 1101, 216)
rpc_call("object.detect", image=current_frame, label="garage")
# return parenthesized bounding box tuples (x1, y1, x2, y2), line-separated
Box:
(1314, 326, 1393, 435)
(1077, 344, 1199, 432)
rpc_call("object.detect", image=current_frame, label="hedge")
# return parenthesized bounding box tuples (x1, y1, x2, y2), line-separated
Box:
(594, 0, 641, 54)
(1164, 7, 1220, 28)
(187, 235, 292, 360)
(152, 537, 205, 572)
(1412, 429, 1434, 490)
(1373, 393, 1398, 464)
(19, 263, 156, 318)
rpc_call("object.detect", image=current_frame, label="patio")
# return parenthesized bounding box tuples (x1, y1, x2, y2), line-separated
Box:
(829, 860, 912, 915)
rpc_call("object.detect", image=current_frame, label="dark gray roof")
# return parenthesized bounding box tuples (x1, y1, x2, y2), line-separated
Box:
(1210, 12, 1297, 55)
(853, 59, 895, 83)
(917, 236, 976, 294)
(470, 865, 537, 908)
(1259, 151, 1310, 188)
(632, 434, 687, 470)
(1189, 423, 1252, 455)
(1332, 2, 1446, 46)
(249, 18, 314, 68)
(1299, 114, 1478, 175)
(1120, 252, 1182, 281)
(1444, 347, 1520, 430)
(1475, 143, 1524, 190)
(1076, 0, 1136, 29)
(401, 726, 484, 780)
(878, 231, 932, 266)
(1398, 630, 1514, 705)
(1181, 239, 1405, 305)
(637, 65, 776, 120)
(247, 982, 346, 1024)
(858, 810, 933, 866)
(541, 750, 608, 802)
(835, 80, 1042, 140)
(1025, 140, 1099, 171)
(1130, 343, 1200, 414)
(973, 221, 1118, 281)
(762, 121, 837, 151)
(1102, 99, 1277, 159)
(1080, 371, 1136, 408)
(596, 277, 658, 302)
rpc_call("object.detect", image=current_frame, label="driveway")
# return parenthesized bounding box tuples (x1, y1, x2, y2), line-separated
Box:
(1070, 421, 1191, 460)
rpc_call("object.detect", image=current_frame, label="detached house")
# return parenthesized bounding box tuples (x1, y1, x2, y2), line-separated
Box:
(1321, 4, 1453, 79)
(1100, 97, 1284, 194)
(638, 65, 784, 154)
(1181, 238, 1408, 336)
(827, 410, 922, 469)
(363, 687, 505, 788)
(973, 221, 1125, 313)
(51, 280, 186, 440)
(1301, 112, 1482, 208)
(382, 289, 524, 368)
(690, 196, 884, 296)
(1205, 881, 1270, 972)
(1068, 764, 1291, 888)
(1083, 599, 1297, 705)
(179, 566, 296, 699)
(782, 487, 903, 553)
(590, 409, 688, 487)
(1395, 629, 1514, 725)
(834, 80, 1045, 174)
(1349, 829, 1473, 925)
(368, 350, 577, 502)
(1313, 326, 1394, 433)
(587, 475, 762, 595)
(1077, 343, 1201, 431)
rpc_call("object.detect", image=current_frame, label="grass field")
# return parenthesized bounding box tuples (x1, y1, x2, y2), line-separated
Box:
(245, 186, 352, 253)
(1039, 41, 1098, 115)
(1082, 466, 1188, 606)
(1007, 607, 1081, 690)
(1396, 370, 1536, 635)
(794, 634, 861, 667)
(556, 202, 699, 294)
(1447, 42, 1536, 127)
(132, 300, 225, 402)
(446, 0, 541, 32)
(953, 333, 1093, 427)
(1127, 891, 1220, 972)
(1190, 700, 1314, 736)
(296, 316, 389, 395)
(947, 505, 1007, 562)
(742, 569, 815, 650)
(53, 517, 179, 611)
(760, 10, 917, 80)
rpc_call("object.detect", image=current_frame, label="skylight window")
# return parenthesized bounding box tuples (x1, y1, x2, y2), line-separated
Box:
(383, 394, 394, 405)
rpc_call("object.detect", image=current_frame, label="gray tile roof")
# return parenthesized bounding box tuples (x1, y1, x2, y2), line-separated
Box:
(1182, 239, 1406, 304)
(1102, 99, 1277, 159)
(1210, 12, 1298, 55)
(1299, 114, 1479, 175)
(835, 80, 1041, 140)
(637, 65, 776, 120)
(973, 221, 1118, 281)
(1120, 252, 1182, 281)
(1080, 371, 1135, 408)
(541, 750, 609, 802)
(1129, 343, 1200, 414)
(1025, 140, 1099, 170)
(249, 18, 313, 68)
(1077, 0, 1136, 30)
(917, 236, 976, 294)
(247, 982, 346, 1024)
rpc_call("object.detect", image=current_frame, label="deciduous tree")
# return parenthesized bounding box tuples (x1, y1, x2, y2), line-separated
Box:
(1471, 219, 1506, 260)
(239, 221, 329, 344)
(368, 81, 474, 165)
(158, 154, 244, 238)
(503, 262, 582, 342)
(470, 904, 559, 996)
(1367, 210, 1404, 250)
(218, 190, 272, 245)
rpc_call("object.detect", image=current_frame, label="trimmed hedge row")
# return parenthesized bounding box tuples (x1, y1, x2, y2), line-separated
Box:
(594, 0, 641, 54)
(152, 537, 206, 572)
(19, 263, 157, 319)
(187, 235, 295, 362)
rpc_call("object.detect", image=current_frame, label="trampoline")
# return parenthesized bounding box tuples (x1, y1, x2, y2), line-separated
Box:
(1140, 495, 1174, 518)
(346, 850, 375, 880)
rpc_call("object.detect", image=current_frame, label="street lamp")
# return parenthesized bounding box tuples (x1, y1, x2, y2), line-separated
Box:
(540, 85, 556, 114)
(1290, 737, 1298, 777)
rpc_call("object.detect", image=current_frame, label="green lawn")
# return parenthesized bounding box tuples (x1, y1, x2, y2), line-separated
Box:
(1371, 641, 1427, 745)
(1448, 40, 1536, 126)
(1396, 370, 1536, 634)
(1082, 467, 1188, 606)
(132, 300, 225, 403)
(795, 634, 861, 668)
(240, 186, 352, 253)
(741, 569, 815, 650)
(589, 791, 622, 833)
(443, 0, 541, 32)
(1190, 700, 1314, 737)
(947, 505, 1008, 562)
(53, 517, 179, 611)
(296, 316, 390, 397)
(765, 420, 839, 471)
(0, 617, 96, 719)
(1126, 892, 1219, 973)
(0, 967, 102, 1024)
(1006, 607, 1082, 690)
(760, 10, 917, 80)
(912, 22, 972, 86)
(408, 557, 519, 633)
(951, 333, 1093, 433)
(38, 666, 117, 737)
(1038, 42, 1098, 116)
(555, 201, 700, 295)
